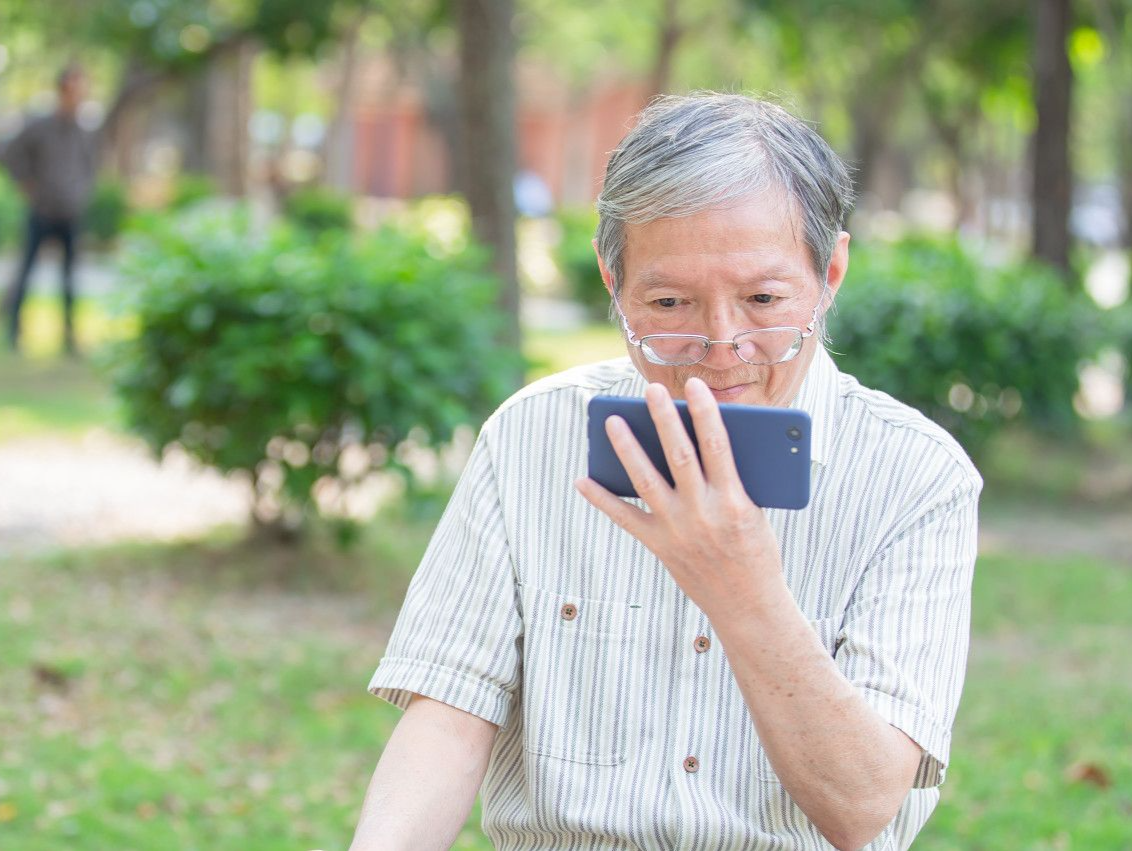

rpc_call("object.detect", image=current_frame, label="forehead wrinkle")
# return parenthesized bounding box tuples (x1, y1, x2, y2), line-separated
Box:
(633, 257, 809, 294)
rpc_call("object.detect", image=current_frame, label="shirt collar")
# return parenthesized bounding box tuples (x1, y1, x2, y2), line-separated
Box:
(789, 345, 839, 467)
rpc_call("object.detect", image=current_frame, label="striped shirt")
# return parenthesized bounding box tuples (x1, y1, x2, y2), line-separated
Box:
(369, 346, 982, 850)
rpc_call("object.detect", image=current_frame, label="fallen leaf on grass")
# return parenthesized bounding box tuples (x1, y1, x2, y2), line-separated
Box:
(33, 664, 71, 690)
(1064, 761, 1112, 788)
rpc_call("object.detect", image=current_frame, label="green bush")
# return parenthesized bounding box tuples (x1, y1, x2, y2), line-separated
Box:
(830, 235, 1112, 460)
(168, 172, 217, 210)
(0, 171, 28, 250)
(555, 207, 608, 316)
(104, 206, 519, 535)
(282, 185, 354, 234)
(85, 178, 130, 246)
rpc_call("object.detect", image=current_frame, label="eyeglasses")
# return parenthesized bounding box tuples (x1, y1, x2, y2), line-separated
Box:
(611, 287, 825, 367)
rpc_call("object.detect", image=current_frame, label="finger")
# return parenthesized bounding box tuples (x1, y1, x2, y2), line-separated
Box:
(684, 377, 743, 488)
(645, 383, 705, 495)
(604, 414, 675, 511)
(574, 476, 654, 539)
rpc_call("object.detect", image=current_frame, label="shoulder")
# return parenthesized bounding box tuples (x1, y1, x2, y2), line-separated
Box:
(836, 371, 983, 499)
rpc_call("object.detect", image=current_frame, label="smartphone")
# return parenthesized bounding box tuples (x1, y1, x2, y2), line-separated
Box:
(586, 395, 811, 510)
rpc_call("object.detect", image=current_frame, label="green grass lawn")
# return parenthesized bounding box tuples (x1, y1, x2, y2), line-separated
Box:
(2, 530, 1129, 848)
(0, 518, 493, 850)
(917, 554, 1132, 850)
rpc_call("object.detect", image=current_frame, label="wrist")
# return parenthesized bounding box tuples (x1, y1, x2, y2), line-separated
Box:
(705, 568, 794, 634)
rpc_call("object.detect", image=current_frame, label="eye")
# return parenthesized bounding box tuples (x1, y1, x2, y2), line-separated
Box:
(749, 293, 776, 305)
(653, 297, 680, 308)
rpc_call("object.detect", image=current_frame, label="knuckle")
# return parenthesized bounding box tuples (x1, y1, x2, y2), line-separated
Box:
(634, 472, 662, 497)
(702, 431, 731, 456)
(668, 442, 698, 468)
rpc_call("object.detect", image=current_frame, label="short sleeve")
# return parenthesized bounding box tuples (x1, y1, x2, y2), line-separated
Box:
(368, 430, 522, 728)
(835, 471, 981, 787)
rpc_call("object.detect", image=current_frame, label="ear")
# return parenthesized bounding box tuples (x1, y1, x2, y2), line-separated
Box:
(593, 238, 616, 299)
(822, 231, 850, 308)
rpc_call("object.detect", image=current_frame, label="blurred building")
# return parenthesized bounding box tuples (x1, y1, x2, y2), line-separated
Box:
(349, 56, 648, 206)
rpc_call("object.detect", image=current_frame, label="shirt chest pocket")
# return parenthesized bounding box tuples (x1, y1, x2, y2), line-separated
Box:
(520, 585, 642, 766)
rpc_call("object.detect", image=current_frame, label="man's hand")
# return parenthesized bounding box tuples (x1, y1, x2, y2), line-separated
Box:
(575, 376, 785, 622)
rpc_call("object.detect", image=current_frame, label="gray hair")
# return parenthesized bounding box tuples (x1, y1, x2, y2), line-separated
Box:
(595, 93, 854, 305)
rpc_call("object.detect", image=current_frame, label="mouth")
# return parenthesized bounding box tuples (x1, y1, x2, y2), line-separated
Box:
(706, 382, 753, 402)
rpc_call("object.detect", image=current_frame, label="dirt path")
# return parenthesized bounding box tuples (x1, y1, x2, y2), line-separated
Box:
(0, 430, 248, 554)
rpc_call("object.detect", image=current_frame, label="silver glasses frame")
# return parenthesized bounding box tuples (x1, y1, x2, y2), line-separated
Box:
(610, 285, 827, 367)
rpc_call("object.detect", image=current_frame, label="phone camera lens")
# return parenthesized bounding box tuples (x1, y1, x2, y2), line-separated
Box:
(787, 426, 802, 441)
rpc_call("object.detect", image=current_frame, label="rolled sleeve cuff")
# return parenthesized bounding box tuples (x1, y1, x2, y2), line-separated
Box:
(858, 686, 952, 787)
(368, 656, 514, 729)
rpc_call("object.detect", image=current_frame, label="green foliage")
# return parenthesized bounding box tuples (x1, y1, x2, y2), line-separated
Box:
(84, 179, 130, 246)
(830, 235, 1111, 460)
(104, 205, 519, 531)
(0, 170, 28, 251)
(168, 172, 218, 210)
(554, 207, 607, 317)
(282, 185, 354, 234)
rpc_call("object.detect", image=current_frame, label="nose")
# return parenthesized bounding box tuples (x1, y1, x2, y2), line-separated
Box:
(698, 339, 742, 369)
(698, 308, 744, 369)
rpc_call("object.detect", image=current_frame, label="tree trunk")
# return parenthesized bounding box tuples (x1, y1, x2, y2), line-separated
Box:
(457, 0, 521, 371)
(648, 0, 684, 99)
(1122, 137, 1132, 249)
(1031, 0, 1073, 273)
(209, 40, 255, 195)
(99, 61, 161, 177)
(1092, 0, 1132, 248)
(323, 10, 368, 191)
(183, 71, 210, 175)
(179, 41, 255, 195)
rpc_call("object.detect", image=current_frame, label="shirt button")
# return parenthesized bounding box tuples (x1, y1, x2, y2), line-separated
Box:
(693, 635, 711, 653)
(683, 756, 699, 773)
(560, 603, 578, 621)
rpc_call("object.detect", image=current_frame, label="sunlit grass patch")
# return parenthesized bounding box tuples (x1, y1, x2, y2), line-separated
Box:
(918, 553, 1132, 849)
(523, 322, 624, 380)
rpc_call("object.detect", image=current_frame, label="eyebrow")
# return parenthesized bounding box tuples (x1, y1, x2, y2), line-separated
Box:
(635, 266, 804, 291)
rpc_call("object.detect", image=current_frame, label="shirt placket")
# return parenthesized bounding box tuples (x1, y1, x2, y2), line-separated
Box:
(671, 590, 716, 850)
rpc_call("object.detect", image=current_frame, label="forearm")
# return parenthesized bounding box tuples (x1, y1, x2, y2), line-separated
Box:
(713, 581, 919, 851)
(350, 695, 498, 851)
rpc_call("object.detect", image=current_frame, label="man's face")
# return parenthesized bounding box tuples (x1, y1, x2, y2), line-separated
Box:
(598, 193, 849, 408)
(58, 72, 87, 114)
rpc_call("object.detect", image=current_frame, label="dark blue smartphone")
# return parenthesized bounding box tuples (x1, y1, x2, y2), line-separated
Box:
(586, 395, 812, 510)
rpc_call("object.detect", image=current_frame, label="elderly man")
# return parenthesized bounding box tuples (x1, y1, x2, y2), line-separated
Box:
(352, 94, 981, 851)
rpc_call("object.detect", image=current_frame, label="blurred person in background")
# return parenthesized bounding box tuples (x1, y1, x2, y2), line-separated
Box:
(1, 63, 98, 356)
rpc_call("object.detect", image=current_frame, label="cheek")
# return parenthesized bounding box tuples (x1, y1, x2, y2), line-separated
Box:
(760, 358, 809, 405)
(627, 348, 689, 398)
